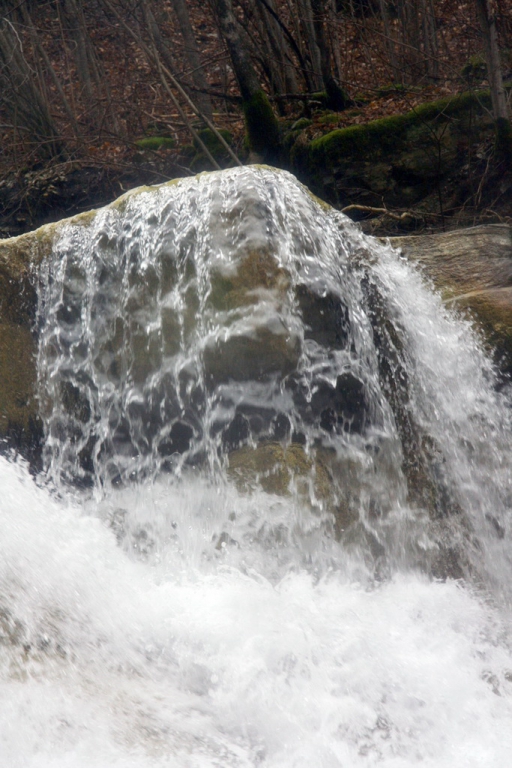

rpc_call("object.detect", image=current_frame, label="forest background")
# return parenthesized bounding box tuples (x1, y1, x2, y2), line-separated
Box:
(0, 0, 511, 237)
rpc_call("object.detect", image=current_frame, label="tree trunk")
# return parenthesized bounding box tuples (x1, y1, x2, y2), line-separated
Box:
(310, 0, 350, 109)
(378, 0, 399, 79)
(396, 0, 422, 82)
(170, 0, 213, 121)
(211, 0, 281, 161)
(255, 0, 300, 98)
(474, 0, 511, 158)
(296, 0, 324, 90)
(253, 1, 286, 98)
(421, 0, 438, 79)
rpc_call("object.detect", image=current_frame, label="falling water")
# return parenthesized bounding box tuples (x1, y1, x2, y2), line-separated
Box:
(1, 166, 511, 766)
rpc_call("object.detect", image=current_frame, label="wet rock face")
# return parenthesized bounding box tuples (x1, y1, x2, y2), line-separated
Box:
(203, 271, 368, 458)
(0, 262, 42, 460)
(203, 325, 302, 387)
(389, 224, 512, 377)
(296, 285, 349, 349)
(0, 168, 378, 490)
(311, 373, 368, 434)
(18, 168, 373, 488)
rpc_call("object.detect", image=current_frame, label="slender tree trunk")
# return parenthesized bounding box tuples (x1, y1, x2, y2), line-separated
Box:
(285, 0, 314, 90)
(266, 0, 300, 96)
(396, 0, 422, 81)
(140, 0, 177, 79)
(254, 1, 286, 97)
(378, 0, 399, 79)
(310, 0, 350, 109)
(211, 0, 281, 161)
(296, 0, 324, 90)
(170, 0, 213, 121)
(475, 0, 508, 121)
(60, 0, 119, 130)
(22, 7, 78, 132)
(474, 0, 511, 158)
(255, 0, 299, 98)
(61, 0, 95, 102)
(421, 0, 438, 79)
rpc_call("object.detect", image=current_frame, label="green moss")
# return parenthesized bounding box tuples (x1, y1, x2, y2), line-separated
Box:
(291, 118, 312, 130)
(243, 90, 281, 160)
(461, 55, 487, 83)
(317, 112, 340, 125)
(135, 136, 176, 151)
(309, 90, 492, 163)
(310, 91, 328, 107)
(193, 128, 232, 154)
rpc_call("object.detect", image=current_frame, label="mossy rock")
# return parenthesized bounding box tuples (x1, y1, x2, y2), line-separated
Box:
(228, 442, 315, 496)
(452, 288, 512, 369)
(0, 176, 188, 454)
(203, 244, 300, 386)
(180, 144, 196, 159)
(293, 89, 497, 209)
(135, 136, 176, 151)
(310, 91, 328, 108)
(308, 91, 492, 161)
(190, 128, 234, 171)
(291, 118, 312, 131)
(193, 128, 232, 155)
(316, 112, 340, 126)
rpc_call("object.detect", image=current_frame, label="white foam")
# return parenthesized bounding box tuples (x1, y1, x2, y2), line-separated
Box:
(1, 457, 511, 767)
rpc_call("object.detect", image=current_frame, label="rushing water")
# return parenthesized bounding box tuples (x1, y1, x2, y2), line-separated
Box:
(1, 166, 512, 766)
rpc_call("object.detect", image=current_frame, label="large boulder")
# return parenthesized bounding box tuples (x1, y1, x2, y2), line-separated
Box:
(0, 173, 510, 585)
(388, 224, 512, 374)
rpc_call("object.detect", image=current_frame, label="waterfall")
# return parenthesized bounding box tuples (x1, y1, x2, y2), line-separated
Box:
(1, 166, 512, 766)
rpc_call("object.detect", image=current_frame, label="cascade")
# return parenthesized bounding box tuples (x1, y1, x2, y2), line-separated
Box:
(1, 166, 512, 767)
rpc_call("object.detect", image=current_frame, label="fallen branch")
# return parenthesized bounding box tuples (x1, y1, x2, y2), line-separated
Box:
(340, 204, 418, 221)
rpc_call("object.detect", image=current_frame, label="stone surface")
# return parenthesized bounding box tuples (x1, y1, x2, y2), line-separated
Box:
(388, 224, 512, 373)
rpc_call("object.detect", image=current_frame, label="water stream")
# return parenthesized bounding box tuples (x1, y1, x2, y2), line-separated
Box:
(1, 166, 512, 766)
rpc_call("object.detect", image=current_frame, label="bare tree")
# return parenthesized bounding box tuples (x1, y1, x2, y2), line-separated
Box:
(210, 0, 281, 161)
(310, 0, 350, 108)
(0, 14, 63, 157)
(474, 0, 511, 157)
(296, 0, 324, 90)
(170, 0, 213, 120)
